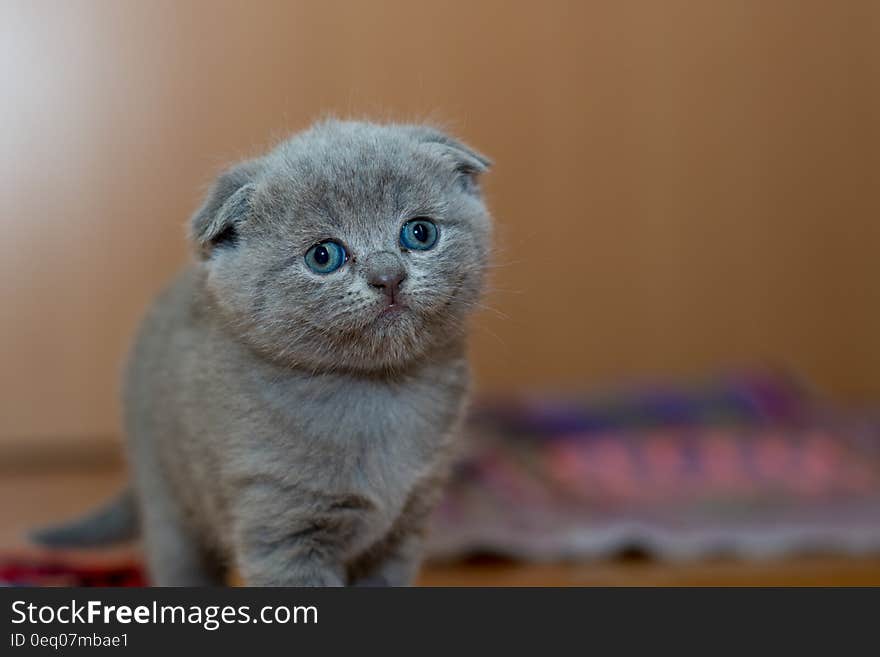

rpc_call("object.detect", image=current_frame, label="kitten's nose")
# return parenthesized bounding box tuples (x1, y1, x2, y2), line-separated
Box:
(364, 252, 407, 303)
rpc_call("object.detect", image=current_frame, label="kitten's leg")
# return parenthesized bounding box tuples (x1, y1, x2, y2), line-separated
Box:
(231, 485, 350, 587)
(349, 531, 425, 587)
(135, 472, 224, 586)
(234, 530, 347, 587)
(349, 480, 443, 587)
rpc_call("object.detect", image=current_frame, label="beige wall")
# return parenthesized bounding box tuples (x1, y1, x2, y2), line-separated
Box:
(1, 0, 878, 449)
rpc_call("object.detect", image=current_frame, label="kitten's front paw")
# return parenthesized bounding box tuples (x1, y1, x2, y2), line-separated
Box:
(351, 574, 391, 587)
(249, 572, 346, 587)
(240, 560, 346, 587)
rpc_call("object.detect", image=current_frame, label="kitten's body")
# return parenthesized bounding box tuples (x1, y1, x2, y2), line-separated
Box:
(37, 121, 492, 586)
(126, 267, 468, 585)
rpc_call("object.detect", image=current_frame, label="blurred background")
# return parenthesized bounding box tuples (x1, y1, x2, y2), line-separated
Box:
(1, 0, 878, 585)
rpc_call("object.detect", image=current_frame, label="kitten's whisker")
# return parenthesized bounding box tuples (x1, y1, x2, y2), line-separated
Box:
(471, 321, 508, 347)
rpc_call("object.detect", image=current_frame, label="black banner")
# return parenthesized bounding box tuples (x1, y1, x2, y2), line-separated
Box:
(1, 587, 876, 653)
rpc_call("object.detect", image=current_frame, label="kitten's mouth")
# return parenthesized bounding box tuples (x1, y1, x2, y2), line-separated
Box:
(371, 302, 412, 327)
(378, 302, 409, 318)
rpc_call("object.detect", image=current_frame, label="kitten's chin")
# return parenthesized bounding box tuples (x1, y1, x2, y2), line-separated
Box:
(367, 308, 420, 346)
(248, 303, 463, 374)
(373, 303, 409, 325)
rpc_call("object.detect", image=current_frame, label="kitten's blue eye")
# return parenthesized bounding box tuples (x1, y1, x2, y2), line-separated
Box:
(304, 240, 346, 274)
(400, 218, 439, 251)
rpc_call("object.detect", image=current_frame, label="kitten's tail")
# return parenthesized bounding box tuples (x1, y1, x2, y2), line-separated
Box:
(30, 489, 139, 548)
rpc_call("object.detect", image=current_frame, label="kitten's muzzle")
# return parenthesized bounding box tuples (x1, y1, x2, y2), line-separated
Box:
(363, 251, 407, 306)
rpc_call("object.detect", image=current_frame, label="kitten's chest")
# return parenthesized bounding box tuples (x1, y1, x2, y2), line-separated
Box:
(237, 363, 467, 558)
(263, 365, 466, 504)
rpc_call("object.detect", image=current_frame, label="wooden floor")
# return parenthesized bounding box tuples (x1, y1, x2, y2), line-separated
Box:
(3, 466, 880, 586)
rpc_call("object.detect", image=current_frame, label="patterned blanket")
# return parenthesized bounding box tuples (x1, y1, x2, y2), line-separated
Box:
(428, 371, 880, 560)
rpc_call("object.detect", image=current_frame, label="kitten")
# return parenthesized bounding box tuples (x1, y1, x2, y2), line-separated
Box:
(34, 120, 493, 586)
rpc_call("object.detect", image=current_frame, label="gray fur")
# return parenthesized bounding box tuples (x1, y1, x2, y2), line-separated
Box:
(31, 490, 138, 547)
(38, 120, 493, 586)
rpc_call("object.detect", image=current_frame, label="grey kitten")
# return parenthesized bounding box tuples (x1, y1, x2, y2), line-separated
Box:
(34, 120, 493, 586)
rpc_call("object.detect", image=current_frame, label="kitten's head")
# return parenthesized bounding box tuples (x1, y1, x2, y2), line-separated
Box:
(190, 120, 493, 373)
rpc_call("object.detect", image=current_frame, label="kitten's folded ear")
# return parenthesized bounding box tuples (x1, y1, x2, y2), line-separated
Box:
(190, 159, 263, 259)
(407, 126, 492, 191)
